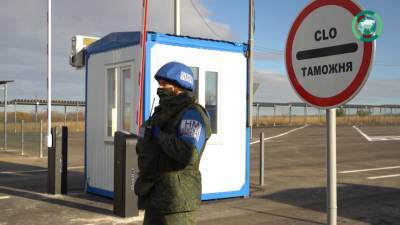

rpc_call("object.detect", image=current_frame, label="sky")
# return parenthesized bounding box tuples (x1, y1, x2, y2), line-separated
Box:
(1, 0, 399, 105)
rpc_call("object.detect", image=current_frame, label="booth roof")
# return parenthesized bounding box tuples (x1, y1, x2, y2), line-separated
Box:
(85, 31, 141, 56)
(85, 31, 247, 57)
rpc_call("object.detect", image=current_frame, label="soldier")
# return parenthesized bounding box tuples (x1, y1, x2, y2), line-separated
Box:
(135, 61, 211, 225)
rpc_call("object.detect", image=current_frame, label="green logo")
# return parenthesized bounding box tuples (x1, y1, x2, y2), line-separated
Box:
(352, 10, 382, 42)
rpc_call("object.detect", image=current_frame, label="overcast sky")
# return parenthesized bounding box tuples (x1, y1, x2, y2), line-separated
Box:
(0, 0, 233, 101)
(1, 0, 399, 105)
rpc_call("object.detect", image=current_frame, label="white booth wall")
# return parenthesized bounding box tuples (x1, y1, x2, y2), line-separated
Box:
(86, 44, 141, 195)
(147, 41, 248, 198)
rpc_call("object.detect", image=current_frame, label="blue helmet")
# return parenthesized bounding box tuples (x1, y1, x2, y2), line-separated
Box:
(154, 61, 194, 91)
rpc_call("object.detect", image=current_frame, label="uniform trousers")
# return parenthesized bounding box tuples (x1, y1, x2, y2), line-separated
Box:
(143, 210, 196, 225)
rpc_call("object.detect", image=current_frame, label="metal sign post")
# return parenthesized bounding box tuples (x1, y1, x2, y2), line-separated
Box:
(174, 0, 180, 35)
(285, 1, 374, 224)
(327, 108, 337, 225)
(4, 83, 7, 150)
(47, 0, 53, 148)
(247, 0, 254, 137)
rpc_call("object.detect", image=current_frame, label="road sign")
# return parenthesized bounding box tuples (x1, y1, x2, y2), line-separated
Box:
(285, 0, 375, 108)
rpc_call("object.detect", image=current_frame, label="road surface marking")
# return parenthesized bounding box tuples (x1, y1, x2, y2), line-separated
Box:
(339, 166, 400, 174)
(0, 196, 10, 200)
(352, 126, 372, 141)
(367, 174, 400, 180)
(353, 126, 400, 142)
(0, 166, 84, 175)
(250, 124, 309, 145)
(369, 136, 400, 141)
(0, 169, 47, 174)
(68, 166, 84, 170)
(70, 210, 145, 224)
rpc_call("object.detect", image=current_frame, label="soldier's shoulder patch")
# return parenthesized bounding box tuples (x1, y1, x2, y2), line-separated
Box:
(179, 109, 203, 141)
(180, 119, 202, 141)
(178, 109, 206, 150)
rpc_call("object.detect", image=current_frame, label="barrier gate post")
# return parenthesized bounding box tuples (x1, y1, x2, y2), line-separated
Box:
(48, 127, 68, 194)
(114, 131, 139, 218)
(48, 127, 60, 194)
(61, 126, 68, 194)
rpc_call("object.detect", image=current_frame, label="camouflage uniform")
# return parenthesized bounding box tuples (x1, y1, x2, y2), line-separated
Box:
(135, 92, 211, 225)
(143, 210, 196, 225)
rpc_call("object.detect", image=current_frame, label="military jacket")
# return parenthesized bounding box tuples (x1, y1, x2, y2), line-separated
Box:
(135, 92, 211, 213)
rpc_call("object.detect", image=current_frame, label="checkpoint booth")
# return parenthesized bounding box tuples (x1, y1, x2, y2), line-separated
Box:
(83, 31, 249, 200)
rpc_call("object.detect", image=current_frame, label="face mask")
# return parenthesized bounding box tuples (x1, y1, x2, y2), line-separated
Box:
(157, 87, 174, 99)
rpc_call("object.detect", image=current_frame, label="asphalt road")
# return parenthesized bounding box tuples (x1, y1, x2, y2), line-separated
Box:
(198, 125, 400, 225)
(0, 126, 399, 225)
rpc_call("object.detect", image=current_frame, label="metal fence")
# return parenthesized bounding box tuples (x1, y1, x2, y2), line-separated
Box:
(0, 99, 85, 155)
(2, 99, 400, 156)
(253, 102, 400, 127)
(0, 99, 85, 127)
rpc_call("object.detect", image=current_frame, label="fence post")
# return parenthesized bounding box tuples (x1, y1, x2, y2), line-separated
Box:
(319, 109, 322, 124)
(304, 104, 307, 125)
(4, 86, 7, 151)
(40, 120, 43, 158)
(14, 103, 17, 134)
(35, 102, 39, 123)
(371, 107, 375, 125)
(259, 132, 264, 186)
(385, 107, 388, 125)
(256, 104, 260, 127)
(390, 108, 393, 125)
(273, 104, 276, 127)
(76, 103, 79, 132)
(21, 120, 24, 156)
(64, 105, 67, 126)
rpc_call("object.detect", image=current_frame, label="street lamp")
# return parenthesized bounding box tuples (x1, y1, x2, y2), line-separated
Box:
(1, 80, 14, 151)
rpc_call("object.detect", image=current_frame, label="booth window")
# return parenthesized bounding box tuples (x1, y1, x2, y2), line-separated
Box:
(189, 67, 199, 101)
(106, 68, 117, 137)
(106, 64, 133, 138)
(122, 67, 132, 131)
(205, 71, 218, 133)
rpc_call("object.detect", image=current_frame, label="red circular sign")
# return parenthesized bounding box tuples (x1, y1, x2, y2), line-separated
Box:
(285, 0, 374, 108)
